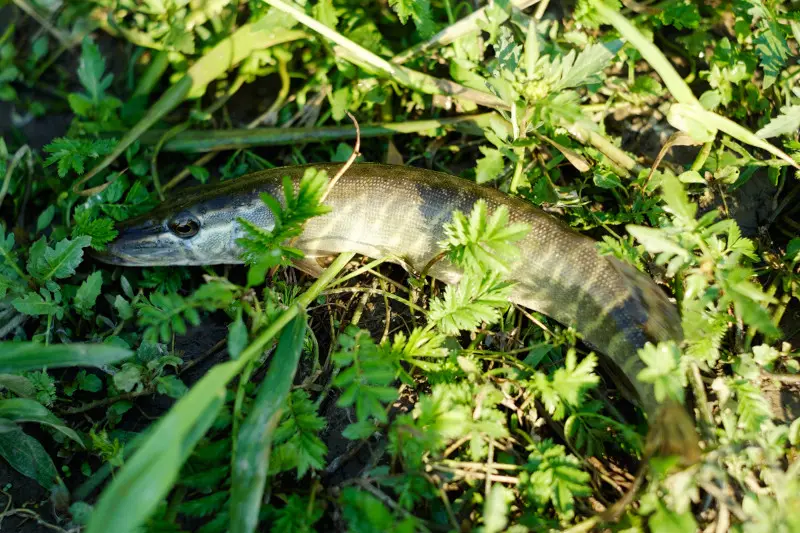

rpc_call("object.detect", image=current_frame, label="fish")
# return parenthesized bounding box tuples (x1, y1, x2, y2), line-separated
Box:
(96, 162, 699, 460)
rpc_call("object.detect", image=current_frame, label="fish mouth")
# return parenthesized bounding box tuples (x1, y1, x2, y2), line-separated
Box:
(90, 241, 177, 266)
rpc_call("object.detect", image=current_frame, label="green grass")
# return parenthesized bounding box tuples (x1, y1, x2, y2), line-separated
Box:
(0, 1, 799, 532)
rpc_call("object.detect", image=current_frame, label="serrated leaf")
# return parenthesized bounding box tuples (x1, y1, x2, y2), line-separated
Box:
(12, 291, 61, 317)
(554, 40, 622, 90)
(441, 200, 530, 274)
(333, 327, 398, 424)
(388, 0, 434, 38)
(78, 38, 112, 101)
(73, 214, 118, 252)
(756, 105, 800, 138)
(27, 236, 92, 281)
(637, 342, 685, 403)
(475, 146, 505, 184)
(754, 21, 789, 89)
(429, 273, 513, 335)
(237, 168, 331, 274)
(75, 271, 103, 315)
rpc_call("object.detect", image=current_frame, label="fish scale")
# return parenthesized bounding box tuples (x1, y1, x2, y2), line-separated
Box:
(98, 163, 699, 458)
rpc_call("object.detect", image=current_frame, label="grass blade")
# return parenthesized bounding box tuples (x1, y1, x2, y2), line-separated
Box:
(593, 2, 697, 106)
(230, 313, 308, 533)
(139, 114, 493, 152)
(264, 0, 507, 110)
(86, 252, 354, 533)
(0, 398, 83, 446)
(0, 425, 60, 489)
(594, 2, 799, 170)
(78, 16, 307, 186)
(0, 342, 133, 373)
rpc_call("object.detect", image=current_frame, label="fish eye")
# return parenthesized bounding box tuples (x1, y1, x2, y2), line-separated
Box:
(168, 214, 200, 238)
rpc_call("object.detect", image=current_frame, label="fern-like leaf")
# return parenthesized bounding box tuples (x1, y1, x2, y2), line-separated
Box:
(429, 273, 513, 335)
(440, 200, 529, 275)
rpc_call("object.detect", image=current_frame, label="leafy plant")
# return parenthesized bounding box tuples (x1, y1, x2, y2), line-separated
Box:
(1, 0, 799, 531)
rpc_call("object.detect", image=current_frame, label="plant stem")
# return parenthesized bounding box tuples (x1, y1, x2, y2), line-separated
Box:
(133, 50, 171, 97)
(691, 141, 713, 172)
(139, 114, 493, 152)
(78, 21, 307, 187)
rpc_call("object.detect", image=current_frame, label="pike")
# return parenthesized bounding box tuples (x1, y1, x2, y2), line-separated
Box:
(97, 163, 699, 458)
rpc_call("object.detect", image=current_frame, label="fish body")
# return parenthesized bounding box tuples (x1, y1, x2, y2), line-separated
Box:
(100, 163, 686, 426)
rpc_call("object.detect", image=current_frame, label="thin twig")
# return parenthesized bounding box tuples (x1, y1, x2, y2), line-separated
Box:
(430, 464, 520, 485)
(0, 145, 30, 208)
(320, 112, 360, 204)
(12, 0, 78, 48)
(57, 389, 155, 415)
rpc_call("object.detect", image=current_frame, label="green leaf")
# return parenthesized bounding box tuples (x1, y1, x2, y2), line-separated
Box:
(753, 21, 789, 89)
(75, 271, 103, 315)
(271, 494, 323, 533)
(36, 206, 56, 233)
(333, 327, 398, 424)
(0, 342, 133, 373)
(77, 37, 112, 102)
(237, 168, 332, 277)
(593, 167, 622, 189)
(12, 291, 62, 318)
(0, 398, 83, 445)
(77, 371, 102, 393)
(484, 485, 513, 533)
(271, 389, 327, 477)
(43, 137, 114, 178)
(156, 375, 188, 399)
(0, 425, 60, 488)
(553, 40, 622, 91)
(637, 342, 685, 403)
(113, 364, 142, 393)
(475, 146, 505, 184)
(627, 226, 689, 259)
(27, 236, 92, 281)
(73, 212, 118, 252)
(657, 1, 700, 29)
(0, 374, 36, 397)
(649, 502, 697, 533)
(114, 295, 133, 320)
(519, 439, 591, 521)
(231, 314, 307, 533)
(660, 170, 697, 222)
(227, 311, 248, 360)
(329, 87, 350, 122)
(429, 273, 513, 335)
(388, 0, 434, 38)
(756, 105, 800, 138)
(551, 351, 599, 408)
(441, 200, 530, 274)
